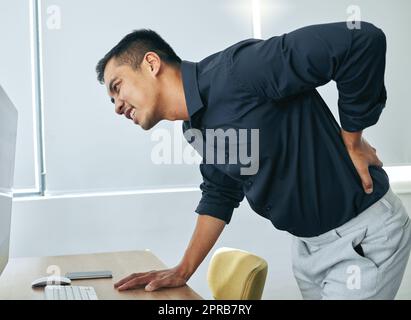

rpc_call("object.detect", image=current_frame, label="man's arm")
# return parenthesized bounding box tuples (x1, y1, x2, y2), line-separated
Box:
(229, 21, 387, 133)
(115, 164, 244, 291)
(341, 129, 383, 194)
(114, 214, 226, 291)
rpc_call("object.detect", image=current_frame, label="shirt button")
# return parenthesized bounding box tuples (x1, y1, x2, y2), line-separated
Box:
(246, 180, 253, 187)
(265, 205, 272, 212)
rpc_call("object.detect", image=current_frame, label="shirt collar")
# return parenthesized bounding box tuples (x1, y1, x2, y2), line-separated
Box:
(181, 60, 204, 122)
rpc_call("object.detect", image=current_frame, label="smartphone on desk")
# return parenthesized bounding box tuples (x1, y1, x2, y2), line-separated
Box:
(65, 270, 113, 280)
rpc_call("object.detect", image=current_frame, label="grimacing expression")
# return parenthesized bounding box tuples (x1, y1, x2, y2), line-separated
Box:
(104, 58, 161, 130)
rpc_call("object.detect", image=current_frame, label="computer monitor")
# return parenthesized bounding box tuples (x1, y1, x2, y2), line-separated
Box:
(0, 86, 18, 274)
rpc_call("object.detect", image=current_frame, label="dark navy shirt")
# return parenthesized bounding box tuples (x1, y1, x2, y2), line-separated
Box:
(181, 22, 389, 237)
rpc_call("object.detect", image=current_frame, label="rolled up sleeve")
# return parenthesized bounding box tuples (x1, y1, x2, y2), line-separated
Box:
(195, 164, 245, 224)
(229, 21, 387, 132)
(335, 23, 387, 132)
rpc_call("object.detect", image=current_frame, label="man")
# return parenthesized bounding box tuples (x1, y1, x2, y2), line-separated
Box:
(96, 22, 411, 299)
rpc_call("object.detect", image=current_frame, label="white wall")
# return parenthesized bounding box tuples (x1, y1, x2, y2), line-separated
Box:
(10, 184, 411, 300)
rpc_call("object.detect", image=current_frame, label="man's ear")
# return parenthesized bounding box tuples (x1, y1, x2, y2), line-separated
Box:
(144, 52, 161, 75)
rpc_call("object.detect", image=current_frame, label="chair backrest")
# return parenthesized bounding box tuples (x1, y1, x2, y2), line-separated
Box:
(207, 247, 268, 300)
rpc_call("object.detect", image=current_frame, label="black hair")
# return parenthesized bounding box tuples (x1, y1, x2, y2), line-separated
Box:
(96, 29, 181, 84)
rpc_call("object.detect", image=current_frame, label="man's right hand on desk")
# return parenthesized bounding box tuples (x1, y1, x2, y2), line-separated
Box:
(114, 265, 190, 292)
(114, 214, 226, 292)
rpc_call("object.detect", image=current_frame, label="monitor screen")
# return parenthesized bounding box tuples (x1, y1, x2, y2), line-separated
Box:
(0, 86, 18, 274)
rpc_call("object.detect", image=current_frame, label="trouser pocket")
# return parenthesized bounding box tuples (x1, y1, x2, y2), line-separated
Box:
(354, 243, 365, 257)
(318, 227, 379, 298)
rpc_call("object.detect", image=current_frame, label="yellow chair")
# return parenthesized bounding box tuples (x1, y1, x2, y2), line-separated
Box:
(207, 247, 268, 300)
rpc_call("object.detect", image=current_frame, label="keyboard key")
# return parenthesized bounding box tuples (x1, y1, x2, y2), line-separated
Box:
(65, 286, 74, 300)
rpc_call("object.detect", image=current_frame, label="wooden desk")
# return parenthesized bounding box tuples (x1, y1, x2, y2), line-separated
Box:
(0, 250, 202, 300)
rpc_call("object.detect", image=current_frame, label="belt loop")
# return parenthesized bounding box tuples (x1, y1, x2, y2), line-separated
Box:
(333, 229, 341, 238)
(380, 197, 393, 212)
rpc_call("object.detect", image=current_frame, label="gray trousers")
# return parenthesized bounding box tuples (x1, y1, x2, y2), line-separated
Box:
(292, 187, 411, 299)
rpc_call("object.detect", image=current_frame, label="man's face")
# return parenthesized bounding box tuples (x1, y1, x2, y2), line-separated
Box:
(104, 57, 161, 130)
